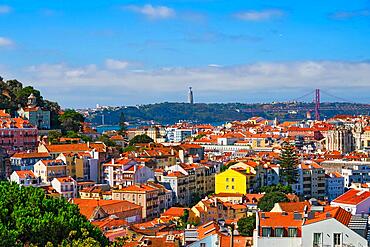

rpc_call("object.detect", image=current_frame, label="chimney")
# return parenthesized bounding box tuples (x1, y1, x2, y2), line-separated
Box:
(261, 213, 266, 219)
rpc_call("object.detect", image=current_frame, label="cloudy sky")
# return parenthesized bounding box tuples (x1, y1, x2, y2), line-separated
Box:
(1, 0, 370, 108)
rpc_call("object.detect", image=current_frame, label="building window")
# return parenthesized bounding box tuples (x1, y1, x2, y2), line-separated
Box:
(226, 185, 229, 190)
(226, 178, 229, 182)
(200, 243, 206, 247)
(333, 233, 341, 246)
(231, 178, 234, 182)
(231, 186, 234, 190)
(313, 233, 322, 247)
(275, 228, 284, 237)
(288, 227, 297, 237)
(262, 227, 271, 237)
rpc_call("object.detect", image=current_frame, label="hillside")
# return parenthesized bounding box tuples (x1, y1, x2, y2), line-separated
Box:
(86, 101, 370, 126)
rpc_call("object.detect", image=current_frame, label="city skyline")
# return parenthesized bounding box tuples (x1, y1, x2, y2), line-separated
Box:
(1, 0, 370, 107)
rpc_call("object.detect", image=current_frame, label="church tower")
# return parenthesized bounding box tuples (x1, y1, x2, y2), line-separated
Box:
(27, 93, 37, 108)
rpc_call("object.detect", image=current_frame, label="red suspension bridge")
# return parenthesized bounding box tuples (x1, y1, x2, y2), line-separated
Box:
(240, 89, 370, 118)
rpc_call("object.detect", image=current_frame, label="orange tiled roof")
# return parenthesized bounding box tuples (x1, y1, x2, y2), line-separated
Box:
(44, 143, 89, 153)
(14, 170, 36, 179)
(12, 152, 50, 159)
(276, 201, 311, 212)
(332, 189, 370, 205)
(72, 199, 141, 219)
(162, 207, 189, 217)
(304, 207, 352, 226)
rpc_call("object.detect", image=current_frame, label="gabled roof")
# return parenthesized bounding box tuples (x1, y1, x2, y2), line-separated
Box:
(12, 152, 50, 159)
(276, 201, 311, 212)
(332, 189, 370, 205)
(72, 199, 142, 219)
(162, 207, 188, 217)
(14, 170, 36, 179)
(44, 143, 89, 153)
(304, 207, 352, 226)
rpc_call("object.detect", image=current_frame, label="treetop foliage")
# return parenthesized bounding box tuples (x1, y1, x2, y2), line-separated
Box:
(279, 143, 299, 185)
(129, 134, 154, 146)
(0, 182, 108, 247)
(257, 192, 289, 212)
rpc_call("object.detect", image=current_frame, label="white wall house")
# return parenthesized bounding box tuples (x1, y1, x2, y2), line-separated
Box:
(10, 170, 39, 186)
(51, 176, 77, 198)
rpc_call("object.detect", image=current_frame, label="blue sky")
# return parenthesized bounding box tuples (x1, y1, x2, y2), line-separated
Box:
(1, 0, 370, 107)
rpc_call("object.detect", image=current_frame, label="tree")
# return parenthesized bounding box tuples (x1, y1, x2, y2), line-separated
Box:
(0, 182, 108, 246)
(118, 112, 127, 135)
(259, 184, 293, 194)
(258, 192, 289, 211)
(174, 209, 190, 230)
(237, 215, 256, 236)
(98, 134, 116, 147)
(59, 109, 85, 133)
(15, 86, 44, 107)
(48, 130, 63, 144)
(279, 143, 299, 185)
(129, 134, 154, 146)
(44, 100, 62, 129)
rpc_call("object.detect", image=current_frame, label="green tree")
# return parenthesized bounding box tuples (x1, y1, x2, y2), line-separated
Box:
(48, 130, 63, 144)
(15, 86, 44, 107)
(43, 100, 62, 129)
(59, 109, 85, 133)
(258, 192, 289, 211)
(118, 112, 127, 135)
(0, 182, 108, 247)
(259, 184, 293, 194)
(129, 134, 154, 146)
(279, 143, 299, 185)
(98, 134, 116, 147)
(237, 215, 256, 236)
(175, 209, 189, 230)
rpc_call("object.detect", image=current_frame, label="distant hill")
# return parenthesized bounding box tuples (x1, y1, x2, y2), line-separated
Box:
(86, 101, 370, 126)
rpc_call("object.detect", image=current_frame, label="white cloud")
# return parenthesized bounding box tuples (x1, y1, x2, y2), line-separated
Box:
(0, 37, 13, 47)
(125, 4, 175, 19)
(0, 5, 11, 14)
(105, 59, 129, 70)
(235, 9, 285, 21)
(17, 61, 370, 107)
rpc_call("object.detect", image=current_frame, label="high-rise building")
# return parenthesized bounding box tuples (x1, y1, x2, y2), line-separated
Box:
(188, 87, 194, 104)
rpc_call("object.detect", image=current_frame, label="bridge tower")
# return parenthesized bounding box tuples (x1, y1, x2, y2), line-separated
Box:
(315, 89, 320, 121)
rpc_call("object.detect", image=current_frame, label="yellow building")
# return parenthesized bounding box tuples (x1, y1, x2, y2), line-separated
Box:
(215, 168, 255, 194)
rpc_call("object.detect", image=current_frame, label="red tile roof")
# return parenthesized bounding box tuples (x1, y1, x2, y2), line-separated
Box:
(162, 207, 189, 217)
(14, 170, 36, 179)
(12, 152, 50, 159)
(332, 189, 370, 205)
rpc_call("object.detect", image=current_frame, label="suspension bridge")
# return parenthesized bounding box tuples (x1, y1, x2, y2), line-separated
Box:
(240, 89, 370, 119)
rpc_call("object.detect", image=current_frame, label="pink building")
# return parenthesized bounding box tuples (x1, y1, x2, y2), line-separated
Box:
(0, 114, 38, 153)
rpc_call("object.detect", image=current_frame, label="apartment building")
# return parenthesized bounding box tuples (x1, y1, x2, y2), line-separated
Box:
(112, 183, 172, 220)
(341, 165, 370, 187)
(253, 207, 368, 247)
(33, 159, 67, 183)
(325, 172, 345, 201)
(300, 161, 326, 199)
(51, 176, 77, 198)
(103, 158, 154, 187)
